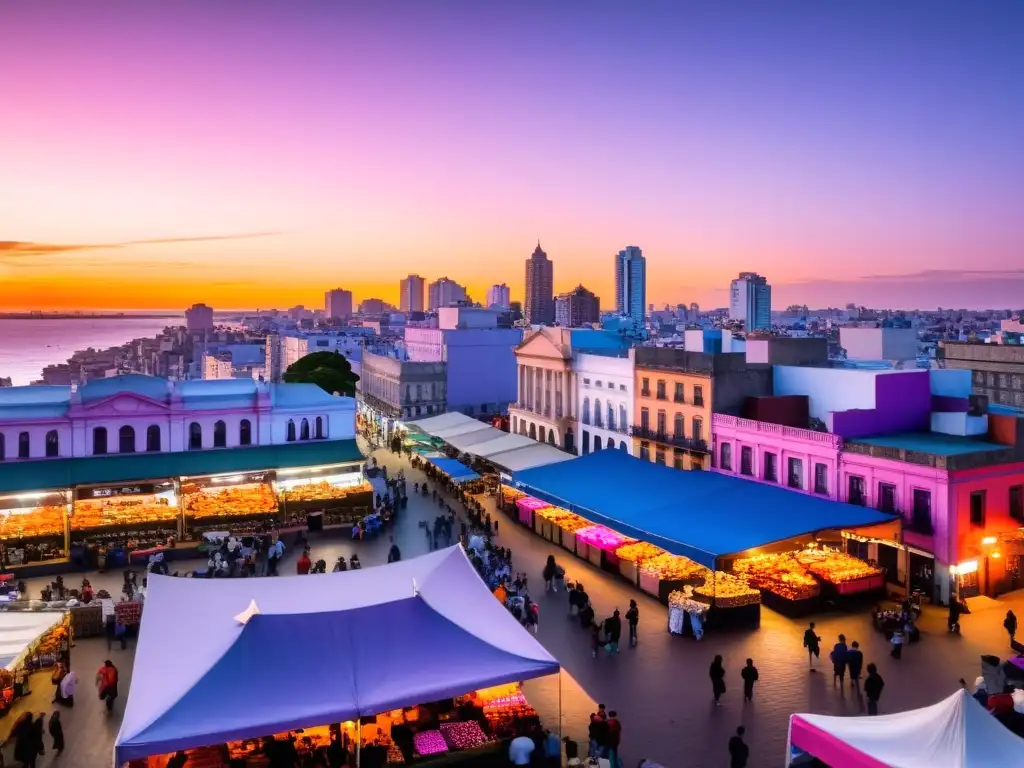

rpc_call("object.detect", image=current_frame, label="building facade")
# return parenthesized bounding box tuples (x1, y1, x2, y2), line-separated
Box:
(555, 285, 600, 328)
(357, 351, 447, 437)
(427, 277, 468, 310)
(486, 284, 511, 309)
(575, 352, 633, 456)
(509, 328, 576, 451)
(399, 274, 426, 313)
(524, 243, 554, 325)
(614, 246, 646, 332)
(358, 298, 386, 316)
(324, 288, 353, 320)
(185, 303, 214, 333)
(729, 272, 771, 331)
(938, 341, 1024, 409)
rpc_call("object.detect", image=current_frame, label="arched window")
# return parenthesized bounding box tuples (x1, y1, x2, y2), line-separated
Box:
(189, 422, 202, 450)
(564, 427, 574, 453)
(147, 425, 161, 452)
(692, 417, 703, 443)
(539, 426, 546, 443)
(300, 418, 310, 441)
(45, 430, 59, 458)
(547, 430, 556, 446)
(674, 413, 684, 437)
(18, 431, 30, 459)
(528, 423, 536, 440)
(239, 419, 252, 446)
(593, 437, 602, 451)
(607, 404, 615, 431)
(286, 420, 297, 442)
(619, 441, 627, 452)
(593, 399, 603, 427)
(581, 397, 591, 425)
(119, 425, 136, 453)
(315, 416, 324, 439)
(93, 427, 108, 455)
(619, 404, 627, 431)
(607, 436, 615, 450)
(213, 420, 227, 448)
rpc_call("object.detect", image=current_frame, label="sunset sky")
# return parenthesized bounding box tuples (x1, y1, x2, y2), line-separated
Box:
(1, 1, 1022, 311)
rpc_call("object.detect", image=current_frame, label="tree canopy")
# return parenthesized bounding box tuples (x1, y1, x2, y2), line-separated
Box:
(282, 351, 359, 396)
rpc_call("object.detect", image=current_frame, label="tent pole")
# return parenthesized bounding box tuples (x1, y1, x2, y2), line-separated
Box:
(558, 671, 564, 740)
(356, 723, 362, 768)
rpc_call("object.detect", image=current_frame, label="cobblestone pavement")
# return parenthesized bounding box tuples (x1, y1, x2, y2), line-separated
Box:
(8, 440, 1024, 767)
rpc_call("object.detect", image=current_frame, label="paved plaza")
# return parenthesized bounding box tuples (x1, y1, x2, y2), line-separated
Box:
(4, 439, 1024, 767)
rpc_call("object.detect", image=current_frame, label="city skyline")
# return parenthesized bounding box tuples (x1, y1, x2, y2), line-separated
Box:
(2, 2, 1022, 311)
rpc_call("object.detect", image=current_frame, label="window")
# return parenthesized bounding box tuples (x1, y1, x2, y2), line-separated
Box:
(720, 443, 732, 470)
(213, 420, 227, 448)
(693, 385, 704, 407)
(787, 457, 803, 489)
(878, 483, 897, 513)
(93, 427, 108, 455)
(673, 451, 685, 470)
(189, 422, 203, 450)
(692, 417, 703, 443)
(45, 430, 59, 458)
(582, 430, 590, 455)
(539, 426, 546, 443)
(116, 425, 135, 453)
(640, 407, 650, 430)
(641, 377, 650, 396)
(619, 404, 627, 431)
(592, 434, 601, 451)
(674, 413, 684, 437)
(582, 397, 591, 425)
(619, 441, 627, 451)
(763, 452, 778, 482)
(147, 425, 161, 452)
(848, 475, 866, 506)
(606, 404, 615, 430)
(656, 380, 667, 400)
(813, 464, 829, 494)
(238, 420, 252, 446)
(1011, 485, 1024, 522)
(619, 384, 626, 391)
(740, 446, 753, 476)
(595, 380, 602, 387)
(657, 410, 667, 435)
(640, 441, 650, 460)
(911, 489, 933, 532)
(593, 399, 603, 427)
(286, 419, 296, 442)
(315, 416, 324, 439)
(969, 491, 986, 526)
(655, 449, 666, 465)
(583, 378, 590, 385)
(300, 418, 310, 441)
(18, 432, 29, 459)
(607, 437, 614, 450)
(674, 383, 684, 403)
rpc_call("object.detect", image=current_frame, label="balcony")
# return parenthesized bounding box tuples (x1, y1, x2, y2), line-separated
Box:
(629, 425, 709, 454)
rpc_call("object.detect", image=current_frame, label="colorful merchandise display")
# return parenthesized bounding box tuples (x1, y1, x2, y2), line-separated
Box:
(183, 482, 277, 521)
(0, 504, 65, 543)
(795, 547, 885, 592)
(575, 525, 632, 551)
(413, 730, 449, 756)
(615, 541, 665, 564)
(71, 495, 177, 531)
(516, 496, 550, 526)
(440, 721, 489, 750)
(732, 553, 821, 601)
(694, 571, 761, 608)
(279, 479, 373, 505)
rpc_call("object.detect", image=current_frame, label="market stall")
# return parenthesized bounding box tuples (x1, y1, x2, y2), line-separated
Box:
(536, 507, 590, 555)
(732, 553, 821, 616)
(115, 545, 560, 767)
(181, 471, 277, 537)
(275, 463, 372, 526)
(0, 491, 68, 565)
(0, 611, 70, 721)
(514, 495, 548, 528)
(71, 482, 179, 568)
(574, 525, 635, 574)
(614, 542, 666, 585)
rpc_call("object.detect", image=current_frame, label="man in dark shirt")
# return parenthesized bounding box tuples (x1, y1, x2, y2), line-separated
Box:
(563, 736, 579, 763)
(728, 725, 749, 768)
(864, 663, 885, 715)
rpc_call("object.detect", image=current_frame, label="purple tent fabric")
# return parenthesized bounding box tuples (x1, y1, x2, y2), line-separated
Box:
(114, 546, 558, 765)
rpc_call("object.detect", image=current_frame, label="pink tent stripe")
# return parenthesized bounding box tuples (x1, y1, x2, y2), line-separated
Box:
(789, 716, 894, 768)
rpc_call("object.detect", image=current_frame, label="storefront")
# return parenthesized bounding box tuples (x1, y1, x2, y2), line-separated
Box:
(275, 462, 373, 526)
(71, 481, 178, 561)
(181, 471, 278, 538)
(0, 491, 69, 566)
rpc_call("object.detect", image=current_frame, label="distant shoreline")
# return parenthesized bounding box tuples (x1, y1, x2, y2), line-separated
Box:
(0, 313, 184, 320)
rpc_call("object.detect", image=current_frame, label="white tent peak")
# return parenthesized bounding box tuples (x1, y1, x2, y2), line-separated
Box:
(234, 599, 261, 625)
(412, 578, 419, 597)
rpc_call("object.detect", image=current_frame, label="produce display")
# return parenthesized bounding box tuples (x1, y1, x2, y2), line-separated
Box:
(71, 496, 177, 531)
(440, 721, 489, 750)
(279, 479, 372, 504)
(615, 541, 666, 564)
(413, 730, 448, 756)
(639, 553, 709, 582)
(795, 548, 883, 584)
(0, 505, 65, 541)
(733, 553, 820, 601)
(694, 571, 761, 608)
(183, 482, 277, 520)
(668, 589, 709, 615)
(536, 507, 590, 532)
(575, 525, 633, 551)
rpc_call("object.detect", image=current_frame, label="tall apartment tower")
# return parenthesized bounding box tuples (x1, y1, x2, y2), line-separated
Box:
(614, 246, 646, 332)
(486, 283, 511, 309)
(524, 242, 554, 325)
(324, 288, 353, 320)
(427, 277, 469, 310)
(729, 272, 772, 331)
(399, 274, 425, 313)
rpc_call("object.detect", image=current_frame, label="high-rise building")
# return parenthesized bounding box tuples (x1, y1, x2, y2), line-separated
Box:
(325, 288, 353, 320)
(524, 242, 554, 325)
(427, 277, 468, 310)
(359, 298, 386, 316)
(614, 246, 646, 332)
(555, 285, 600, 328)
(729, 272, 772, 331)
(185, 303, 214, 332)
(399, 274, 425, 313)
(486, 283, 511, 309)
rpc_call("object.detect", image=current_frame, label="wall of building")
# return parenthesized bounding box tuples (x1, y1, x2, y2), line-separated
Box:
(742, 395, 809, 428)
(444, 328, 523, 414)
(576, 352, 634, 456)
(931, 412, 989, 437)
(634, 367, 711, 470)
(830, 371, 932, 439)
(745, 337, 828, 366)
(773, 366, 880, 421)
(840, 327, 917, 362)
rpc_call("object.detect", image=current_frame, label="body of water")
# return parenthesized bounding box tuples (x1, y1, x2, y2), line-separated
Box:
(0, 317, 182, 386)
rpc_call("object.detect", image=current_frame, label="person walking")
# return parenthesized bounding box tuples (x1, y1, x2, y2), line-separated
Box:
(864, 663, 884, 715)
(625, 599, 639, 647)
(846, 641, 864, 691)
(32, 714, 46, 762)
(587, 712, 608, 759)
(1004, 610, 1018, 645)
(590, 621, 602, 658)
(890, 627, 904, 659)
(48, 712, 64, 756)
(543, 555, 558, 592)
(96, 659, 119, 714)
(387, 537, 402, 563)
(830, 634, 848, 687)
(710, 655, 727, 706)
(728, 726, 749, 768)
(741, 658, 759, 702)
(605, 711, 622, 768)
(803, 622, 821, 669)
(605, 610, 622, 654)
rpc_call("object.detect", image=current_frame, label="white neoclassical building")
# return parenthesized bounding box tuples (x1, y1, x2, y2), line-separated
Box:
(574, 352, 634, 456)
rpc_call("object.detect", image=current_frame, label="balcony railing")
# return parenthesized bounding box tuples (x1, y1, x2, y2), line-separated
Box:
(713, 413, 843, 449)
(629, 425, 709, 453)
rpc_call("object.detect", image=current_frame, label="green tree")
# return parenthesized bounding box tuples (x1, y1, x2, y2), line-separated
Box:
(282, 351, 359, 396)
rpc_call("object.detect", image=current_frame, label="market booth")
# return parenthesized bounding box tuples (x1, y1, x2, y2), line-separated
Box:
(114, 545, 560, 767)
(275, 461, 373, 527)
(180, 471, 277, 538)
(510, 451, 899, 632)
(0, 491, 68, 566)
(786, 689, 1024, 767)
(0, 611, 70, 723)
(71, 481, 179, 568)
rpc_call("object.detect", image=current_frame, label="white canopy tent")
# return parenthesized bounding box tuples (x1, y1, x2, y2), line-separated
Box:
(466, 433, 537, 458)
(444, 427, 507, 451)
(787, 689, 1024, 767)
(406, 412, 470, 434)
(0, 612, 65, 670)
(487, 444, 575, 473)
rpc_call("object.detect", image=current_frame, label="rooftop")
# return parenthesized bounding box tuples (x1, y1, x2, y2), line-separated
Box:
(848, 432, 1008, 456)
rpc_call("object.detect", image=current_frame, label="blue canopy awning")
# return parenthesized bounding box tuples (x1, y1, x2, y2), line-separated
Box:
(512, 451, 899, 568)
(427, 456, 478, 481)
